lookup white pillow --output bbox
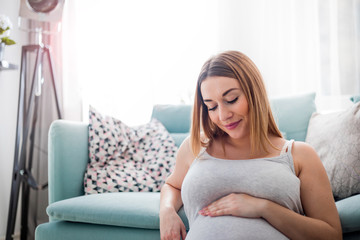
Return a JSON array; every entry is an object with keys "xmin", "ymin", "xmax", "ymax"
[{"xmin": 305, "ymin": 102, "xmax": 360, "ymax": 200}]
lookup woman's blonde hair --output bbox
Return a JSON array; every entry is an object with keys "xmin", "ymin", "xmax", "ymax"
[{"xmin": 190, "ymin": 50, "xmax": 282, "ymax": 157}]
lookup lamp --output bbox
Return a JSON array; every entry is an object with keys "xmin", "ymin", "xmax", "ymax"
[{"xmin": 6, "ymin": 1, "xmax": 64, "ymax": 240}]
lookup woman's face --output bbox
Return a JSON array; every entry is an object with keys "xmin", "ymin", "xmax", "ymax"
[{"xmin": 201, "ymin": 76, "xmax": 250, "ymax": 140}]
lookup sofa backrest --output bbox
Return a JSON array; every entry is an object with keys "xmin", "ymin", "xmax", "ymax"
[
  {"xmin": 151, "ymin": 92, "xmax": 316, "ymax": 146},
  {"xmin": 270, "ymin": 92, "xmax": 316, "ymax": 141},
  {"xmin": 151, "ymin": 105, "xmax": 192, "ymax": 147}
]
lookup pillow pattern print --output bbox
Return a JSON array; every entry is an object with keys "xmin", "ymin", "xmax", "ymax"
[{"xmin": 85, "ymin": 106, "xmax": 178, "ymax": 194}]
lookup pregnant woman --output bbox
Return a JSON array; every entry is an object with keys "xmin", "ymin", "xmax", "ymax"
[{"xmin": 159, "ymin": 50, "xmax": 342, "ymax": 240}]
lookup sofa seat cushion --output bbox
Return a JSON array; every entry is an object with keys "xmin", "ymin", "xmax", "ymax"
[{"xmin": 46, "ymin": 192, "xmax": 189, "ymax": 230}]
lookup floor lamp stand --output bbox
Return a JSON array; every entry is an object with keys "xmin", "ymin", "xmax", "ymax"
[{"xmin": 6, "ymin": 44, "xmax": 62, "ymax": 240}]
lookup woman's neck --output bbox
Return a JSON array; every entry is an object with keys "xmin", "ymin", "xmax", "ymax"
[
  {"xmin": 209, "ymin": 134, "xmax": 284, "ymax": 160},
  {"xmin": 225, "ymin": 133, "xmax": 251, "ymax": 150}
]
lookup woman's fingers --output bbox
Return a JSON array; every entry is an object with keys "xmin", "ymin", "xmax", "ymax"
[
  {"xmin": 198, "ymin": 193, "xmax": 264, "ymax": 218},
  {"xmin": 160, "ymin": 210, "xmax": 187, "ymax": 240},
  {"xmin": 180, "ymin": 224, "xmax": 187, "ymax": 240},
  {"xmin": 208, "ymin": 208, "xmax": 228, "ymax": 217},
  {"xmin": 199, "ymin": 194, "xmax": 234, "ymax": 216}
]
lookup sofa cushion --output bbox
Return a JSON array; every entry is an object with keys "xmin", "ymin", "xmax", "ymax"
[
  {"xmin": 36, "ymin": 221, "xmax": 161, "ymax": 240},
  {"xmin": 350, "ymin": 95, "xmax": 360, "ymax": 103},
  {"xmin": 170, "ymin": 133, "xmax": 189, "ymax": 148},
  {"xmin": 151, "ymin": 105, "xmax": 192, "ymax": 134},
  {"xmin": 47, "ymin": 192, "xmax": 189, "ymax": 231},
  {"xmin": 86, "ymin": 107, "xmax": 177, "ymax": 194},
  {"xmin": 336, "ymin": 194, "xmax": 360, "ymax": 233},
  {"xmin": 270, "ymin": 92, "xmax": 316, "ymax": 141},
  {"xmin": 306, "ymin": 102, "xmax": 360, "ymax": 200}
]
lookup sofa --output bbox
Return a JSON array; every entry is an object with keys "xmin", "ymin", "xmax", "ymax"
[{"xmin": 35, "ymin": 92, "xmax": 360, "ymax": 240}]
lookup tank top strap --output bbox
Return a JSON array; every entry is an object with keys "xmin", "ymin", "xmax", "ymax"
[
  {"xmin": 286, "ymin": 139, "xmax": 295, "ymax": 156},
  {"xmin": 280, "ymin": 139, "xmax": 294, "ymax": 156},
  {"xmin": 189, "ymin": 147, "xmax": 207, "ymax": 168},
  {"xmin": 280, "ymin": 139, "xmax": 296, "ymax": 174},
  {"xmin": 198, "ymin": 147, "xmax": 207, "ymax": 157}
]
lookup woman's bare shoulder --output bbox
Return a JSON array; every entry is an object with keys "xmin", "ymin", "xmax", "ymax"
[
  {"xmin": 177, "ymin": 136, "xmax": 196, "ymax": 166},
  {"xmin": 291, "ymin": 141, "xmax": 321, "ymax": 176},
  {"xmin": 292, "ymin": 141, "xmax": 318, "ymax": 158}
]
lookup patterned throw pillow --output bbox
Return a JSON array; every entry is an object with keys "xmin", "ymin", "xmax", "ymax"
[
  {"xmin": 84, "ymin": 106, "xmax": 178, "ymax": 194},
  {"xmin": 305, "ymin": 102, "xmax": 360, "ymax": 200}
]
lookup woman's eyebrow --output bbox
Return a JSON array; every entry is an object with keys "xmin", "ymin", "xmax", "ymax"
[
  {"xmin": 222, "ymin": 88, "xmax": 239, "ymax": 97},
  {"xmin": 203, "ymin": 88, "xmax": 240, "ymax": 102}
]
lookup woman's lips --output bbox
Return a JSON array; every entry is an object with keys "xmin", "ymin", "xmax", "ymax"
[{"xmin": 224, "ymin": 120, "xmax": 241, "ymax": 130}]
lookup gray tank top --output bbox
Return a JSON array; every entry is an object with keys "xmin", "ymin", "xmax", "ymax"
[{"xmin": 181, "ymin": 140, "xmax": 304, "ymax": 240}]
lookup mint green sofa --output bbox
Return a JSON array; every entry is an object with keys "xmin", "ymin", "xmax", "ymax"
[{"xmin": 35, "ymin": 93, "xmax": 360, "ymax": 239}]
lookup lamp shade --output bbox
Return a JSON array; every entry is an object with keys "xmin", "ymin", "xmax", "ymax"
[
  {"xmin": 19, "ymin": 0, "xmax": 64, "ymax": 22},
  {"xmin": 18, "ymin": 0, "xmax": 65, "ymax": 33}
]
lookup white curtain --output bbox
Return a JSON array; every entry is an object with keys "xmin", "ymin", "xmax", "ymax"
[
  {"xmin": 217, "ymin": 0, "xmax": 360, "ymax": 99},
  {"xmin": 62, "ymin": 0, "xmax": 360, "ymax": 123}
]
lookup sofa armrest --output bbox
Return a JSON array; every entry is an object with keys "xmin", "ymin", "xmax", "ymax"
[
  {"xmin": 48, "ymin": 120, "xmax": 89, "ymax": 204},
  {"xmin": 336, "ymin": 194, "xmax": 360, "ymax": 233}
]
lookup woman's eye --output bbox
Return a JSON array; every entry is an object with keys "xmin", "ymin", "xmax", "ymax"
[
  {"xmin": 208, "ymin": 105, "xmax": 217, "ymax": 111},
  {"xmin": 227, "ymin": 97, "xmax": 238, "ymax": 104}
]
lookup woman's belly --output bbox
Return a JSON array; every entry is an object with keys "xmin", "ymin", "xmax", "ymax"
[
  {"xmin": 181, "ymin": 154, "xmax": 303, "ymax": 240},
  {"xmin": 186, "ymin": 215, "xmax": 288, "ymax": 240}
]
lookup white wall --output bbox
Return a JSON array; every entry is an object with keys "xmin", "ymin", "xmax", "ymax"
[
  {"xmin": 63, "ymin": 0, "xmax": 219, "ymax": 126},
  {"xmin": 0, "ymin": 0, "xmax": 27, "ymax": 238}
]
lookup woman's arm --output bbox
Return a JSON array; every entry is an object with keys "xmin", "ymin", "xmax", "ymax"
[
  {"xmin": 160, "ymin": 183, "xmax": 186, "ymax": 240},
  {"xmin": 200, "ymin": 142, "xmax": 342, "ymax": 240},
  {"xmin": 160, "ymin": 137, "xmax": 194, "ymax": 240}
]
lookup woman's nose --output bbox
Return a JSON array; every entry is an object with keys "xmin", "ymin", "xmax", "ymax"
[{"xmin": 218, "ymin": 105, "xmax": 232, "ymax": 121}]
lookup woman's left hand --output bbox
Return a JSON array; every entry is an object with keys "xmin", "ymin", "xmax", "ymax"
[{"xmin": 199, "ymin": 193, "xmax": 267, "ymax": 218}]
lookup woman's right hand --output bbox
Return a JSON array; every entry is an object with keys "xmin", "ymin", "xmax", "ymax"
[
  {"xmin": 159, "ymin": 138, "xmax": 193, "ymax": 240},
  {"xmin": 160, "ymin": 208, "xmax": 187, "ymax": 240}
]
